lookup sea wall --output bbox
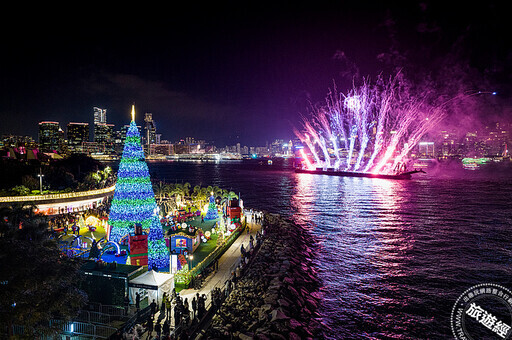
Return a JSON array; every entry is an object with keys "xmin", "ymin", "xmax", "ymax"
[{"xmin": 207, "ymin": 213, "xmax": 325, "ymax": 339}]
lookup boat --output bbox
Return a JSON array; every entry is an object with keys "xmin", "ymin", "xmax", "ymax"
[{"xmin": 295, "ymin": 167, "xmax": 426, "ymax": 180}]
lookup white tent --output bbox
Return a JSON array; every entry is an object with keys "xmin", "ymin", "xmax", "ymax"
[{"xmin": 128, "ymin": 270, "xmax": 174, "ymax": 306}]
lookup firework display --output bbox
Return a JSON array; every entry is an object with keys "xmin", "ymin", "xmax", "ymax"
[{"xmin": 294, "ymin": 74, "xmax": 447, "ymax": 175}]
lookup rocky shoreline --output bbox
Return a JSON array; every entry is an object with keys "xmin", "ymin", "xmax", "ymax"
[{"xmin": 206, "ymin": 213, "xmax": 325, "ymax": 339}]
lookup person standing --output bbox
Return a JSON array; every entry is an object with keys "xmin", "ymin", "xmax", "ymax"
[
  {"xmin": 174, "ymin": 305, "xmax": 181, "ymax": 328},
  {"xmin": 165, "ymin": 294, "xmax": 171, "ymax": 319},
  {"xmin": 135, "ymin": 292, "xmax": 141, "ymax": 311},
  {"xmin": 227, "ymin": 279, "xmax": 232, "ymax": 294},
  {"xmin": 150, "ymin": 299, "xmax": 157, "ymax": 317},
  {"xmin": 191, "ymin": 297, "xmax": 197, "ymax": 319},
  {"xmin": 155, "ymin": 321, "xmax": 161, "ymax": 339},
  {"xmin": 146, "ymin": 318, "xmax": 153, "ymax": 339},
  {"xmin": 161, "ymin": 293, "xmax": 166, "ymax": 317},
  {"xmin": 162, "ymin": 319, "xmax": 170, "ymax": 337}
]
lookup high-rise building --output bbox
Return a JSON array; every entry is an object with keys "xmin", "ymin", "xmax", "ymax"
[
  {"xmin": 93, "ymin": 107, "xmax": 107, "ymax": 124},
  {"xmin": 418, "ymin": 142, "xmax": 435, "ymax": 158},
  {"xmin": 67, "ymin": 122, "xmax": 89, "ymax": 153},
  {"xmin": 94, "ymin": 123, "xmax": 115, "ymax": 153},
  {"xmin": 144, "ymin": 113, "xmax": 157, "ymax": 146},
  {"xmin": 38, "ymin": 121, "xmax": 62, "ymax": 152}
]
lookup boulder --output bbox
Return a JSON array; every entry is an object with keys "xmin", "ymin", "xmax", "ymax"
[
  {"xmin": 238, "ymin": 332, "xmax": 254, "ymax": 340},
  {"xmin": 283, "ymin": 276, "xmax": 294, "ymax": 285},
  {"xmin": 289, "ymin": 332, "xmax": 301, "ymax": 340},
  {"xmin": 270, "ymin": 308, "xmax": 290, "ymax": 322},
  {"xmin": 288, "ymin": 318, "xmax": 303, "ymax": 329},
  {"xmin": 277, "ymin": 298, "xmax": 290, "ymax": 308}
]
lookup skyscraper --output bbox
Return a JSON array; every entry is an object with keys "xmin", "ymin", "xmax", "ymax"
[
  {"xmin": 38, "ymin": 121, "xmax": 62, "ymax": 152},
  {"xmin": 94, "ymin": 123, "xmax": 115, "ymax": 153},
  {"xmin": 67, "ymin": 122, "xmax": 89, "ymax": 153},
  {"xmin": 144, "ymin": 113, "xmax": 157, "ymax": 145},
  {"xmin": 93, "ymin": 107, "xmax": 107, "ymax": 124}
]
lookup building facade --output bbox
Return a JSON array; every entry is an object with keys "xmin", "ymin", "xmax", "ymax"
[
  {"xmin": 94, "ymin": 123, "xmax": 115, "ymax": 153},
  {"xmin": 38, "ymin": 121, "xmax": 63, "ymax": 152},
  {"xmin": 93, "ymin": 107, "xmax": 107, "ymax": 124},
  {"xmin": 67, "ymin": 122, "xmax": 89, "ymax": 153}
]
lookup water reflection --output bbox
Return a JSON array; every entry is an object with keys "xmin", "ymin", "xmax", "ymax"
[
  {"xmin": 292, "ymin": 174, "xmax": 420, "ymax": 339},
  {"xmin": 146, "ymin": 161, "xmax": 512, "ymax": 339}
]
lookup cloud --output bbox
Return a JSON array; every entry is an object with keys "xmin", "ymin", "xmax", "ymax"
[
  {"xmin": 85, "ymin": 73, "xmax": 186, "ymax": 101},
  {"xmin": 82, "ymin": 72, "xmax": 243, "ymax": 142}
]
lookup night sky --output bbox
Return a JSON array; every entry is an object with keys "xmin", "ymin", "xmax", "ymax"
[{"xmin": 1, "ymin": 2, "xmax": 510, "ymax": 145}]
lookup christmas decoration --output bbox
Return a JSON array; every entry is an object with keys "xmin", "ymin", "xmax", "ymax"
[
  {"xmin": 204, "ymin": 193, "xmax": 219, "ymax": 220},
  {"xmin": 108, "ymin": 105, "xmax": 169, "ymax": 270}
]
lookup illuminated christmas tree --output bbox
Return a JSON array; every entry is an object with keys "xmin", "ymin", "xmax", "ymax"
[
  {"xmin": 204, "ymin": 193, "xmax": 219, "ymax": 220},
  {"xmin": 108, "ymin": 105, "xmax": 169, "ymax": 270}
]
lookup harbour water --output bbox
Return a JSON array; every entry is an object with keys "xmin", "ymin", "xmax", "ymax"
[{"xmin": 146, "ymin": 159, "xmax": 512, "ymax": 339}]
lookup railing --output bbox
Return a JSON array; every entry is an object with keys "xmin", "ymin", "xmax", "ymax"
[
  {"xmin": 87, "ymin": 302, "xmax": 127, "ymax": 319},
  {"xmin": 59, "ymin": 320, "xmax": 116, "ymax": 339},
  {"xmin": 76, "ymin": 310, "xmax": 111, "ymax": 325},
  {"xmin": 0, "ymin": 185, "xmax": 116, "ymax": 203},
  {"xmin": 5, "ymin": 319, "xmax": 117, "ymax": 339},
  {"xmin": 174, "ymin": 224, "xmax": 245, "ymax": 286},
  {"xmin": 118, "ymin": 305, "xmax": 152, "ymax": 335}
]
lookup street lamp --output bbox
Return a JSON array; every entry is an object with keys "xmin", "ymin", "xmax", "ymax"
[
  {"xmin": 37, "ymin": 169, "xmax": 44, "ymax": 195},
  {"xmin": 187, "ymin": 254, "xmax": 194, "ymax": 270}
]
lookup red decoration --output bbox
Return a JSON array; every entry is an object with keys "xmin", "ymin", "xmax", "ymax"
[
  {"xmin": 129, "ymin": 233, "xmax": 148, "ymax": 266},
  {"xmin": 178, "ymin": 254, "xmax": 187, "ymax": 266}
]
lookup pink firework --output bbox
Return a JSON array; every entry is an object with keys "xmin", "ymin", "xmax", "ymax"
[{"xmin": 295, "ymin": 73, "xmax": 451, "ymax": 175}]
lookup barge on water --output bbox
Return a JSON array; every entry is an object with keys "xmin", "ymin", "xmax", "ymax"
[{"xmin": 295, "ymin": 168, "xmax": 426, "ymax": 180}]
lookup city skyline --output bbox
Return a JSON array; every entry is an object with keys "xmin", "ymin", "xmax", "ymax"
[
  {"xmin": 1, "ymin": 2, "xmax": 510, "ymax": 146},
  {"xmin": 2, "ymin": 113, "xmax": 511, "ymax": 161}
]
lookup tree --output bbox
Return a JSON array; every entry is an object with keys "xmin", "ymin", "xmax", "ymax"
[
  {"xmin": 153, "ymin": 181, "xmax": 174, "ymax": 216},
  {"xmin": 108, "ymin": 108, "xmax": 169, "ymax": 270},
  {"xmin": 153, "ymin": 181, "xmax": 168, "ymax": 206},
  {"xmin": 212, "ymin": 186, "xmax": 223, "ymax": 197},
  {"xmin": 0, "ymin": 205, "xmax": 87, "ymax": 337},
  {"xmin": 10, "ymin": 185, "xmax": 30, "ymax": 196},
  {"xmin": 204, "ymin": 193, "xmax": 219, "ymax": 220},
  {"xmin": 221, "ymin": 191, "xmax": 238, "ymax": 204},
  {"xmin": 169, "ymin": 182, "xmax": 191, "ymax": 208},
  {"xmin": 21, "ymin": 175, "xmax": 39, "ymax": 191},
  {"xmin": 191, "ymin": 186, "xmax": 209, "ymax": 211}
]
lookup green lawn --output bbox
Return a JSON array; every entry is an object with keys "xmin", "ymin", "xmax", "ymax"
[
  {"xmin": 189, "ymin": 233, "xmax": 219, "ymax": 267},
  {"xmin": 162, "ymin": 214, "xmax": 222, "ymax": 269}
]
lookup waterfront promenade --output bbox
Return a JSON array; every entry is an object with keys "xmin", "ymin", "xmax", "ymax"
[
  {"xmin": 0, "ymin": 185, "xmax": 115, "ymax": 215},
  {"xmin": 138, "ymin": 217, "xmax": 262, "ymax": 339}
]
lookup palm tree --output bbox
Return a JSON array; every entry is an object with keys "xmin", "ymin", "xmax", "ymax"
[
  {"xmin": 183, "ymin": 182, "xmax": 191, "ymax": 197},
  {"xmin": 221, "ymin": 191, "xmax": 238, "ymax": 204},
  {"xmin": 170, "ymin": 183, "xmax": 188, "ymax": 207},
  {"xmin": 153, "ymin": 181, "xmax": 168, "ymax": 205},
  {"xmin": 191, "ymin": 186, "xmax": 209, "ymax": 211},
  {"xmin": 212, "ymin": 186, "xmax": 223, "ymax": 197}
]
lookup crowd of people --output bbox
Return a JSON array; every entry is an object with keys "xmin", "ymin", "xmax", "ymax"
[
  {"xmin": 114, "ymin": 210, "xmax": 267, "ymax": 340},
  {"xmin": 117, "ymin": 288, "xmax": 210, "ymax": 340},
  {"xmin": 48, "ymin": 198, "xmax": 110, "ymax": 235}
]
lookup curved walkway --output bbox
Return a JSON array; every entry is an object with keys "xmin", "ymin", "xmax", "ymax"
[{"xmin": 141, "ymin": 218, "xmax": 262, "ymax": 339}]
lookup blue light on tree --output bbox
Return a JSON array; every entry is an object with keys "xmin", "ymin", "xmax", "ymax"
[
  {"xmin": 108, "ymin": 105, "xmax": 169, "ymax": 270},
  {"xmin": 204, "ymin": 194, "xmax": 219, "ymax": 220}
]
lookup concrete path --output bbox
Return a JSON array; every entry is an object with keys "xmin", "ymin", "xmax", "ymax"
[{"xmin": 141, "ymin": 216, "xmax": 262, "ymax": 338}]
